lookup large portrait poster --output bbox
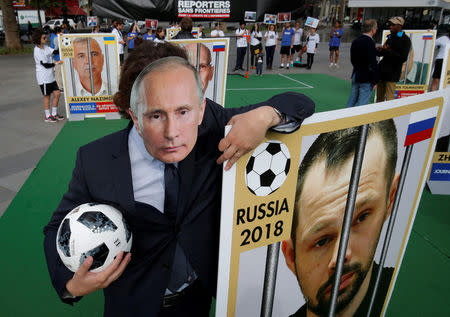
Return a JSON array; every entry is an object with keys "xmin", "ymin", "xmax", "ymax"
[
  {"xmin": 169, "ymin": 38, "xmax": 230, "ymax": 105},
  {"xmin": 217, "ymin": 91, "xmax": 447, "ymax": 316},
  {"xmin": 380, "ymin": 30, "xmax": 436, "ymax": 99},
  {"xmin": 59, "ymin": 34, "xmax": 120, "ymax": 120}
]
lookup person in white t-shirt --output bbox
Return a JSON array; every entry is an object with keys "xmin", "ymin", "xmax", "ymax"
[
  {"xmin": 291, "ymin": 21, "xmax": 304, "ymax": 66},
  {"xmin": 112, "ymin": 19, "xmax": 126, "ymax": 64},
  {"xmin": 431, "ymin": 30, "xmax": 450, "ymax": 91},
  {"xmin": 210, "ymin": 23, "xmax": 225, "ymax": 37},
  {"xmin": 305, "ymin": 28, "xmax": 320, "ymax": 70},
  {"xmin": 264, "ymin": 24, "xmax": 278, "ymax": 70},
  {"xmin": 233, "ymin": 22, "xmax": 249, "ymax": 71},
  {"xmin": 250, "ymin": 23, "xmax": 263, "ymax": 69},
  {"xmin": 154, "ymin": 26, "xmax": 165, "ymax": 43},
  {"xmin": 32, "ymin": 29, "xmax": 64, "ymax": 123}
]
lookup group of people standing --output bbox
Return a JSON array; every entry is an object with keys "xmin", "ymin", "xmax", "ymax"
[{"xmin": 233, "ymin": 20, "xmax": 323, "ymax": 72}]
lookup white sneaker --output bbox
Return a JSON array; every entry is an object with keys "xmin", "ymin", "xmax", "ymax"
[
  {"xmin": 335, "ymin": 63, "xmax": 340, "ymax": 69},
  {"xmin": 329, "ymin": 63, "xmax": 333, "ymax": 68}
]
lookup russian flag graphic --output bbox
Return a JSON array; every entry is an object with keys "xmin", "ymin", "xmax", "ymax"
[
  {"xmin": 404, "ymin": 107, "xmax": 438, "ymax": 146},
  {"xmin": 422, "ymin": 35, "xmax": 433, "ymax": 40},
  {"xmin": 213, "ymin": 43, "xmax": 225, "ymax": 52}
]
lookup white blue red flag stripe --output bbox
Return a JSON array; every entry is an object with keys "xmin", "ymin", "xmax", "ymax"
[
  {"xmin": 404, "ymin": 107, "xmax": 438, "ymax": 146},
  {"xmin": 423, "ymin": 35, "xmax": 433, "ymax": 40},
  {"xmin": 213, "ymin": 43, "xmax": 225, "ymax": 52}
]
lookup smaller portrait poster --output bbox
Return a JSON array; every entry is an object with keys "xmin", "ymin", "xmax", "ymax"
[
  {"xmin": 278, "ymin": 12, "xmax": 291, "ymax": 23},
  {"xmin": 166, "ymin": 27, "xmax": 180, "ymax": 40},
  {"xmin": 87, "ymin": 16, "xmax": 98, "ymax": 27},
  {"xmin": 145, "ymin": 19, "xmax": 158, "ymax": 30},
  {"xmin": 59, "ymin": 34, "xmax": 120, "ymax": 119},
  {"xmin": 264, "ymin": 14, "xmax": 277, "ymax": 25},
  {"xmin": 305, "ymin": 16, "xmax": 320, "ymax": 28},
  {"xmin": 244, "ymin": 11, "xmax": 256, "ymax": 22},
  {"xmin": 216, "ymin": 91, "xmax": 448, "ymax": 316},
  {"xmin": 380, "ymin": 30, "xmax": 436, "ymax": 99},
  {"xmin": 169, "ymin": 38, "xmax": 230, "ymax": 106}
]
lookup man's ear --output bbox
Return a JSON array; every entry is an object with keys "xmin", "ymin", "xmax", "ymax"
[
  {"xmin": 128, "ymin": 109, "xmax": 142, "ymax": 135},
  {"xmin": 385, "ymin": 173, "xmax": 400, "ymax": 220},
  {"xmin": 281, "ymin": 239, "xmax": 297, "ymax": 275}
]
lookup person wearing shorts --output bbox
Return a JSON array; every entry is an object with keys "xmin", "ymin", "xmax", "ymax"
[
  {"xmin": 329, "ymin": 20, "xmax": 343, "ymax": 68},
  {"xmin": 32, "ymin": 29, "xmax": 64, "ymax": 123},
  {"xmin": 291, "ymin": 21, "xmax": 304, "ymax": 66},
  {"xmin": 280, "ymin": 21, "xmax": 295, "ymax": 69},
  {"xmin": 431, "ymin": 30, "xmax": 450, "ymax": 91}
]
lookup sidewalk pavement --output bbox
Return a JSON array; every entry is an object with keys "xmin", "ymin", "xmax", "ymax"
[{"xmin": 0, "ymin": 42, "xmax": 354, "ymax": 217}]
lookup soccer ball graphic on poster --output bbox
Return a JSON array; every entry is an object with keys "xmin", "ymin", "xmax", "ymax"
[
  {"xmin": 245, "ymin": 140, "xmax": 291, "ymax": 196},
  {"xmin": 56, "ymin": 203, "xmax": 132, "ymax": 273},
  {"xmin": 61, "ymin": 37, "xmax": 71, "ymax": 47}
]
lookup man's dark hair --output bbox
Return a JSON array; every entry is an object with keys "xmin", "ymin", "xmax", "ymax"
[
  {"xmin": 180, "ymin": 17, "xmax": 193, "ymax": 32},
  {"xmin": 362, "ymin": 19, "xmax": 377, "ymax": 33},
  {"xmin": 54, "ymin": 26, "xmax": 62, "ymax": 33},
  {"xmin": 32, "ymin": 29, "xmax": 44, "ymax": 45},
  {"xmin": 291, "ymin": 120, "xmax": 398, "ymax": 242},
  {"xmin": 113, "ymin": 41, "xmax": 188, "ymax": 119}
]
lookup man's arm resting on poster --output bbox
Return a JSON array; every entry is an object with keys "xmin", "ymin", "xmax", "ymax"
[{"xmin": 216, "ymin": 92, "xmax": 315, "ymax": 169}]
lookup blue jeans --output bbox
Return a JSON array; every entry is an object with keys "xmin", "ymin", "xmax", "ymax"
[{"xmin": 346, "ymin": 74, "xmax": 373, "ymax": 107}]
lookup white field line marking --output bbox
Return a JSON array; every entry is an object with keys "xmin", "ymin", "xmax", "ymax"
[
  {"xmin": 226, "ymin": 86, "xmax": 311, "ymax": 90},
  {"xmin": 278, "ymin": 73, "xmax": 314, "ymax": 88}
]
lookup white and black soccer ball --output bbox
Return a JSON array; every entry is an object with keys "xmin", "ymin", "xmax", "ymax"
[
  {"xmin": 245, "ymin": 140, "xmax": 291, "ymax": 196},
  {"xmin": 61, "ymin": 37, "xmax": 71, "ymax": 47},
  {"xmin": 56, "ymin": 203, "xmax": 132, "ymax": 273}
]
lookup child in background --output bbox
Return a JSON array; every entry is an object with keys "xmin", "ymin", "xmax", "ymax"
[
  {"xmin": 256, "ymin": 50, "xmax": 264, "ymax": 76},
  {"xmin": 305, "ymin": 27, "xmax": 320, "ymax": 70}
]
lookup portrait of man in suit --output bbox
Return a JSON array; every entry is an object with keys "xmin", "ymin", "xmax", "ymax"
[
  {"xmin": 44, "ymin": 41, "xmax": 315, "ymax": 316},
  {"xmin": 282, "ymin": 120, "xmax": 399, "ymax": 317},
  {"xmin": 184, "ymin": 43, "xmax": 214, "ymax": 93}
]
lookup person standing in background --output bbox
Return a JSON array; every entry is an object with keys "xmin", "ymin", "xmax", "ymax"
[
  {"xmin": 234, "ymin": 22, "xmax": 249, "ymax": 71},
  {"xmin": 250, "ymin": 23, "xmax": 262, "ymax": 69},
  {"xmin": 346, "ymin": 19, "xmax": 379, "ymax": 107},
  {"xmin": 329, "ymin": 20, "xmax": 343, "ymax": 68},
  {"xmin": 292, "ymin": 21, "xmax": 304, "ymax": 66},
  {"xmin": 154, "ymin": 27, "xmax": 165, "ymax": 43},
  {"xmin": 376, "ymin": 16, "xmax": 411, "ymax": 101},
  {"xmin": 50, "ymin": 27, "xmax": 64, "ymax": 92},
  {"xmin": 279, "ymin": 21, "xmax": 295, "ymax": 69},
  {"xmin": 210, "ymin": 23, "xmax": 225, "ymax": 37},
  {"xmin": 264, "ymin": 24, "xmax": 278, "ymax": 70},
  {"xmin": 431, "ymin": 29, "xmax": 450, "ymax": 91},
  {"xmin": 112, "ymin": 20, "xmax": 126, "ymax": 64},
  {"xmin": 127, "ymin": 22, "xmax": 141, "ymax": 53},
  {"xmin": 305, "ymin": 27, "xmax": 320, "ymax": 70},
  {"xmin": 27, "ymin": 21, "xmax": 33, "ymax": 41},
  {"xmin": 32, "ymin": 30, "xmax": 64, "ymax": 123},
  {"xmin": 143, "ymin": 28, "xmax": 155, "ymax": 41},
  {"xmin": 197, "ymin": 24, "xmax": 204, "ymax": 38}
]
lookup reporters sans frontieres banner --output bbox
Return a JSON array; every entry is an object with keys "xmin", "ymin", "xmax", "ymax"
[
  {"xmin": 216, "ymin": 91, "xmax": 447, "ymax": 316},
  {"xmin": 59, "ymin": 34, "xmax": 120, "ymax": 120}
]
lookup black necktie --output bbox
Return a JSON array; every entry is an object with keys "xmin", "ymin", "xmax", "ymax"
[
  {"xmin": 164, "ymin": 164, "xmax": 179, "ymax": 222},
  {"xmin": 164, "ymin": 164, "xmax": 196, "ymax": 292}
]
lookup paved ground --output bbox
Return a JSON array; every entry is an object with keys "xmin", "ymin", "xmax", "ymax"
[{"xmin": 0, "ymin": 30, "xmax": 354, "ymax": 217}]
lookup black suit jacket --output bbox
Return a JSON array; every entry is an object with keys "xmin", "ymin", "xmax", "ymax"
[
  {"xmin": 377, "ymin": 32, "xmax": 411, "ymax": 82},
  {"xmin": 43, "ymin": 93, "xmax": 314, "ymax": 316},
  {"xmin": 350, "ymin": 34, "xmax": 378, "ymax": 85}
]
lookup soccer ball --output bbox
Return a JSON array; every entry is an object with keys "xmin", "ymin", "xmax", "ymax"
[
  {"xmin": 61, "ymin": 37, "xmax": 71, "ymax": 47},
  {"xmin": 245, "ymin": 140, "xmax": 291, "ymax": 196},
  {"xmin": 56, "ymin": 203, "xmax": 132, "ymax": 273}
]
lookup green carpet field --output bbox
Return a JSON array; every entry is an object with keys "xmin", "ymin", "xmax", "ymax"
[{"xmin": 0, "ymin": 74, "xmax": 448, "ymax": 316}]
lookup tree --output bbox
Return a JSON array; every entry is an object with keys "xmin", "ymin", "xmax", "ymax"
[{"xmin": 0, "ymin": 0, "xmax": 22, "ymax": 50}]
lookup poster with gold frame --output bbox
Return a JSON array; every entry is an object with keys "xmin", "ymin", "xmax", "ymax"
[
  {"xmin": 59, "ymin": 33, "xmax": 120, "ymax": 120},
  {"xmin": 217, "ymin": 91, "xmax": 447, "ymax": 316},
  {"xmin": 169, "ymin": 38, "xmax": 230, "ymax": 106}
]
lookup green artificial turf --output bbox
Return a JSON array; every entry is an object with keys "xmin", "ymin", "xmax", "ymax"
[{"xmin": 0, "ymin": 74, "xmax": 447, "ymax": 316}]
